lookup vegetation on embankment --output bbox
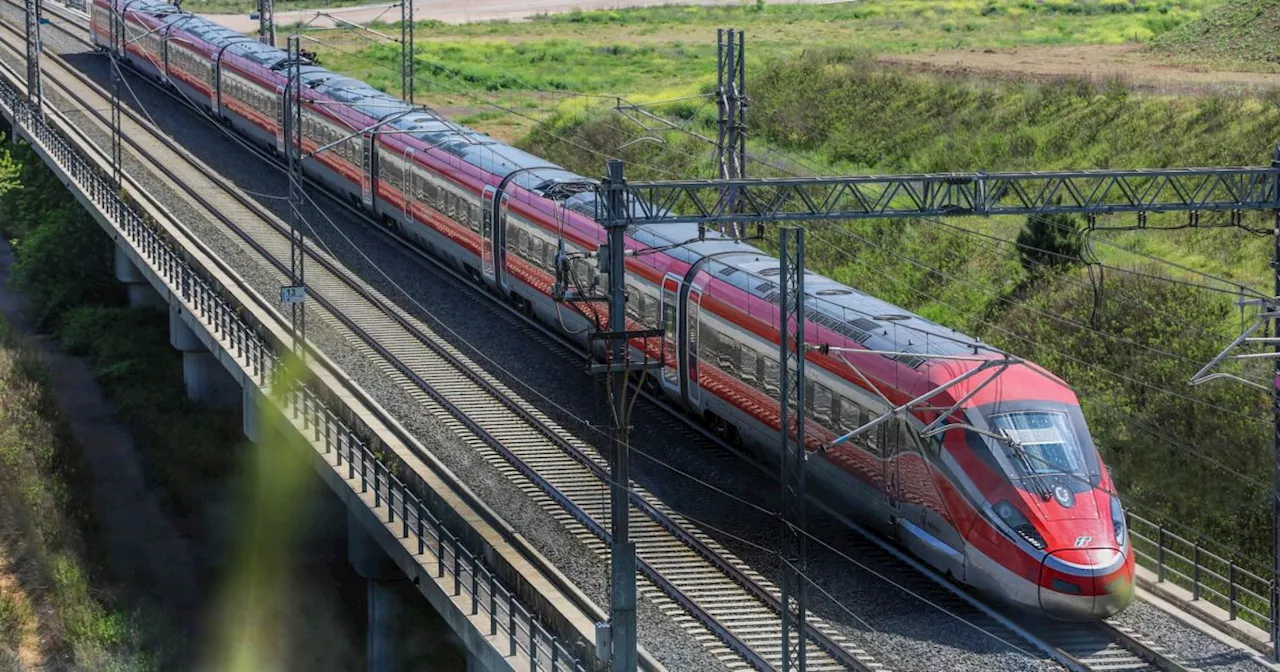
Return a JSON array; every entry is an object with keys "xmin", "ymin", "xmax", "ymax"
[
  {"xmin": 1151, "ymin": 0, "xmax": 1280, "ymax": 67},
  {"xmin": 0, "ymin": 144, "xmax": 245, "ymax": 524},
  {"xmin": 0, "ymin": 137, "xmax": 364, "ymax": 669},
  {"xmin": 0, "ymin": 142, "xmax": 157, "ymax": 669},
  {"xmin": 304, "ymin": 0, "xmax": 1219, "ymax": 139},
  {"xmin": 0, "ymin": 306, "xmax": 160, "ymax": 670}
]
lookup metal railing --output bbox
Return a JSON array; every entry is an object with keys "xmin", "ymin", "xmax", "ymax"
[
  {"xmin": 1130, "ymin": 512, "xmax": 1272, "ymax": 637},
  {"xmin": 0, "ymin": 79, "xmax": 585, "ymax": 672}
]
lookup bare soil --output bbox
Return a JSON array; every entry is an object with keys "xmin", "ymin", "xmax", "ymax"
[{"xmin": 880, "ymin": 44, "xmax": 1280, "ymax": 95}]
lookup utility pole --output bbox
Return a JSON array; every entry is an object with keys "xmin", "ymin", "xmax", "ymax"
[
  {"xmin": 400, "ymin": 0, "xmax": 413, "ymax": 104},
  {"xmin": 24, "ymin": 0, "xmax": 41, "ymax": 120},
  {"xmin": 281, "ymin": 35, "xmax": 306, "ymax": 356},
  {"xmin": 1272, "ymin": 144, "xmax": 1280, "ymax": 662},
  {"xmin": 602, "ymin": 158, "xmax": 638, "ymax": 671},
  {"xmin": 713, "ymin": 28, "xmax": 746, "ymax": 239},
  {"xmin": 778, "ymin": 226, "xmax": 808, "ymax": 672},
  {"xmin": 257, "ymin": 0, "xmax": 274, "ymax": 46},
  {"xmin": 109, "ymin": 0, "xmax": 122, "ymax": 188}
]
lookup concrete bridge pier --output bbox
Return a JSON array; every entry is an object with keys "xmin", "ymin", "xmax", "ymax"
[
  {"xmin": 348, "ymin": 509, "xmax": 412, "ymax": 672},
  {"xmin": 348, "ymin": 510, "xmax": 466, "ymax": 671},
  {"xmin": 242, "ymin": 385, "xmax": 262, "ymax": 444},
  {"xmin": 169, "ymin": 303, "xmax": 240, "ymax": 407},
  {"xmin": 113, "ymin": 245, "xmax": 166, "ymax": 309}
]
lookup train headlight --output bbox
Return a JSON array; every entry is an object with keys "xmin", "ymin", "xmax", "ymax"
[
  {"xmin": 994, "ymin": 499, "xmax": 1046, "ymax": 550},
  {"xmin": 1111, "ymin": 497, "xmax": 1127, "ymax": 548}
]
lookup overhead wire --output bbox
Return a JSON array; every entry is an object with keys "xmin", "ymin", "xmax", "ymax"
[
  {"xmin": 805, "ymin": 224, "xmax": 1275, "ymax": 479},
  {"xmin": 86, "ymin": 13, "xmax": 1274, "ymax": 647}
]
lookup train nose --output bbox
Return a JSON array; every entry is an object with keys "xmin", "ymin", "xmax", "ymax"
[{"xmin": 1038, "ymin": 548, "xmax": 1133, "ymax": 619}]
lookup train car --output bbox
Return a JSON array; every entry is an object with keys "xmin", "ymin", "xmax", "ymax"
[{"xmin": 90, "ymin": 0, "xmax": 1133, "ymax": 619}]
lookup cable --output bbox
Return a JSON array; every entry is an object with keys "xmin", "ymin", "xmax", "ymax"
[
  {"xmin": 809, "ymin": 223, "xmax": 1271, "ymax": 424},
  {"xmin": 923, "ymin": 217, "xmax": 1253, "ymax": 347},
  {"xmin": 806, "ymin": 225, "xmax": 1276, "ymax": 486},
  {"xmin": 84, "ymin": 17, "xmax": 1274, "ymax": 648}
]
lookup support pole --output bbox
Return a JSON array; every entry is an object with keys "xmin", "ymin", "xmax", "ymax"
[
  {"xmin": 713, "ymin": 28, "xmax": 746, "ymax": 239},
  {"xmin": 109, "ymin": 0, "xmax": 122, "ymax": 188},
  {"xmin": 400, "ymin": 0, "xmax": 414, "ymax": 104},
  {"xmin": 257, "ymin": 0, "xmax": 274, "ymax": 46},
  {"xmin": 779, "ymin": 226, "xmax": 807, "ymax": 672},
  {"xmin": 604, "ymin": 159, "xmax": 637, "ymax": 671},
  {"xmin": 24, "ymin": 0, "xmax": 41, "ymax": 119},
  {"xmin": 284, "ymin": 36, "xmax": 306, "ymax": 357},
  {"xmin": 1271, "ymin": 144, "xmax": 1280, "ymax": 662}
]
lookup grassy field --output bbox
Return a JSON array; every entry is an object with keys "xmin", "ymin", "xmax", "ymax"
[
  {"xmin": 184, "ymin": 0, "xmax": 371, "ymax": 15},
  {"xmin": 302, "ymin": 0, "xmax": 1221, "ymax": 139},
  {"xmin": 1150, "ymin": 0, "xmax": 1280, "ymax": 68}
]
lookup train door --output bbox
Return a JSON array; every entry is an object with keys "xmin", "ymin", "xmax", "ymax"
[
  {"xmin": 480, "ymin": 186, "xmax": 496, "ymax": 283},
  {"xmin": 361, "ymin": 133, "xmax": 374, "ymax": 210},
  {"xmin": 685, "ymin": 287, "xmax": 702, "ymax": 407},
  {"xmin": 274, "ymin": 84, "xmax": 285, "ymax": 154},
  {"xmin": 401, "ymin": 147, "xmax": 415, "ymax": 221},
  {"xmin": 209, "ymin": 52, "xmax": 220, "ymax": 113},
  {"xmin": 881, "ymin": 420, "xmax": 904, "ymax": 519},
  {"xmin": 659, "ymin": 274, "xmax": 681, "ymax": 394}
]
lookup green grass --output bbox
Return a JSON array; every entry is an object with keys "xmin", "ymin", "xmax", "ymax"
[
  {"xmin": 0, "ymin": 302, "xmax": 157, "ymax": 670},
  {"xmin": 301, "ymin": 0, "xmax": 1221, "ymax": 139},
  {"xmin": 1150, "ymin": 0, "xmax": 1280, "ymax": 67},
  {"xmin": 182, "ymin": 0, "xmax": 372, "ymax": 15}
]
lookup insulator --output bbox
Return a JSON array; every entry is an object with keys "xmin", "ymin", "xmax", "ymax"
[
  {"xmin": 1137, "ymin": 211, "xmax": 1147, "ymax": 228},
  {"xmin": 1189, "ymin": 210, "xmax": 1199, "ymax": 227},
  {"xmin": 1086, "ymin": 213, "xmax": 1097, "ymax": 230}
]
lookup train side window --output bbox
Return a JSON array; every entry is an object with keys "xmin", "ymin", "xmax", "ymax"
[
  {"xmin": 626, "ymin": 286, "xmax": 640, "ymax": 319},
  {"xmin": 813, "ymin": 384, "xmax": 834, "ymax": 426},
  {"xmin": 642, "ymin": 293, "xmax": 658, "ymax": 329},
  {"xmin": 836, "ymin": 396, "xmax": 859, "ymax": 434},
  {"xmin": 741, "ymin": 346, "xmax": 758, "ymax": 385},
  {"xmin": 544, "ymin": 241, "xmax": 558, "ymax": 270},
  {"xmin": 762, "ymin": 358, "xmax": 780, "ymax": 397},
  {"xmin": 532, "ymin": 240, "xmax": 547, "ymax": 269}
]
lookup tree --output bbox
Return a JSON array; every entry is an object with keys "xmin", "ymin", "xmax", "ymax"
[{"xmin": 1015, "ymin": 211, "xmax": 1084, "ymax": 273}]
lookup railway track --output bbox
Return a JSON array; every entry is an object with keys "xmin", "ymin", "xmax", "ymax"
[
  {"xmin": 0, "ymin": 11, "xmax": 900, "ymax": 671},
  {"xmin": 5, "ymin": 7, "xmax": 1211, "ymax": 672}
]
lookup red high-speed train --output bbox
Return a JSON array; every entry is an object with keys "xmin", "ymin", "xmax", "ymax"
[{"xmin": 91, "ymin": 0, "xmax": 1134, "ymax": 618}]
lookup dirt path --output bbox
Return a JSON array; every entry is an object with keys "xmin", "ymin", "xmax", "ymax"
[
  {"xmin": 0, "ymin": 243, "xmax": 203, "ymax": 633},
  {"xmin": 880, "ymin": 44, "xmax": 1280, "ymax": 95},
  {"xmin": 200, "ymin": 0, "xmax": 844, "ymax": 31}
]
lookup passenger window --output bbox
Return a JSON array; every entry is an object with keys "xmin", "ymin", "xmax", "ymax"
[
  {"xmin": 741, "ymin": 347, "xmax": 758, "ymax": 384},
  {"xmin": 529, "ymin": 240, "xmax": 544, "ymax": 268},
  {"xmin": 642, "ymin": 295, "xmax": 658, "ymax": 329},
  {"xmin": 544, "ymin": 242, "xmax": 558, "ymax": 271},
  {"xmin": 814, "ymin": 384, "xmax": 834, "ymax": 426},
  {"xmin": 762, "ymin": 358, "xmax": 780, "ymax": 397}
]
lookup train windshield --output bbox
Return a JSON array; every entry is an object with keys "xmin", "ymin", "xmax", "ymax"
[{"xmin": 989, "ymin": 411, "xmax": 1088, "ymax": 479}]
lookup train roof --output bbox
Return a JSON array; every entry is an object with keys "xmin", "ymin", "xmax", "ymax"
[
  {"xmin": 177, "ymin": 19, "xmax": 249, "ymax": 49},
  {"xmin": 224, "ymin": 40, "xmax": 288, "ymax": 69},
  {"xmin": 152, "ymin": 10, "xmax": 988, "ymax": 369},
  {"xmin": 624, "ymin": 218, "xmax": 986, "ymax": 368}
]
